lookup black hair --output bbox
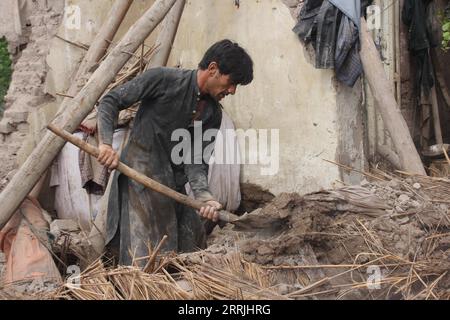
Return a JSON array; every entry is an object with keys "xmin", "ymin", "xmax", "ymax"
[{"xmin": 198, "ymin": 39, "xmax": 254, "ymax": 86}]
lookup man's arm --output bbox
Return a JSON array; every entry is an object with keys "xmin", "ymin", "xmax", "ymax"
[
  {"xmin": 185, "ymin": 162, "xmax": 215, "ymax": 202},
  {"xmin": 184, "ymin": 112, "xmax": 223, "ymax": 222},
  {"xmin": 185, "ymin": 163, "xmax": 222, "ymax": 222},
  {"xmin": 97, "ymin": 68, "xmax": 165, "ymax": 168}
]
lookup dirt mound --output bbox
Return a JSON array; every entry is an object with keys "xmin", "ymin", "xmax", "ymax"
[{"xmin": 205, "ymin": 173, "xmax": 450, "ymax": 299}]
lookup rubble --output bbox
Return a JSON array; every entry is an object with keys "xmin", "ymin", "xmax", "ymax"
[
  {"xmin": 45, "ymin": 170, "xmax": 450, "ymax": 300},
  {"xmin": 50, "ymin": 219, "xmax": 80, "ymax": 237},
  {"xmin": 216, "ymin": 171, "xmax": 450, "ymax": 300}
]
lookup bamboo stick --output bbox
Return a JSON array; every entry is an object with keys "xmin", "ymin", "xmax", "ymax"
[
  {"xmin": 65, "ymin": 0, "xmax": 134, "ymax": 99},
  {"xmin": 360, "ymin": 18, "xmax": 426, "ymax": 175},
  {"xmin": 146, "ymin": 0, "xmax": 186, "ymax": 70}
]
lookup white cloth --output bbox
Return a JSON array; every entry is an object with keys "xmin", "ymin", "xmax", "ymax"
[
  {"xmin": 51, "ymin": 129, "xmax": 126, "ymax": 231},
  {"xmin": 186, "ymin": 112, "xmax": 241, "ymax": 211}
]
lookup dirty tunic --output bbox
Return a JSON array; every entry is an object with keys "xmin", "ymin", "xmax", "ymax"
[{"xmin": 97, "ymin": 67, "xmax": 222, "ymax": 265}]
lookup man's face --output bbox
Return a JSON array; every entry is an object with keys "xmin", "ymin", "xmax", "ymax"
[{"xmin": 206, "ymin": 63, "xmax": 237, "ymax": 102}]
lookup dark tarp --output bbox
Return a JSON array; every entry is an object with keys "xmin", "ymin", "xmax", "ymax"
[
  {"xmin": 402, "ymin": 0, "xmax": 438, "ymax": 96},
  {"xmin": 293, "ymin": 0, "xmax": 371, "ymax": 87}
]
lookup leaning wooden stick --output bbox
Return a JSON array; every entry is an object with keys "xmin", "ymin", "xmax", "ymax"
[{"xmin": 47, "ymin": 124, "xmax": 241, "ymax": 224}]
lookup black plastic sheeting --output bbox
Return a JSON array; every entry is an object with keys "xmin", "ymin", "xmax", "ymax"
[{"xmin": 292, "ymin": 0, "xmax": 371, "ymax": 87}]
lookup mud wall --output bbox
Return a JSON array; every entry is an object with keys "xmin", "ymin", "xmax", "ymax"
[
  {"xmin": 1, "ymin": 0, "xmax": 367, "ymax": 197},
  {"xmin": 167, "ymin": 0, "xmax": 365, "ymax": 195}
]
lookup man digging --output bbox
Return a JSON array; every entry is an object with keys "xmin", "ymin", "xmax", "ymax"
[{"xmin": 97, "ymin": 39, "xmax": 254, "ymax": 265}]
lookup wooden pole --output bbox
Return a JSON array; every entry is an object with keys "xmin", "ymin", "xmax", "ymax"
[
  {"xmin": 428, "ymin": 50, "xmax": 444, "ymax": 146},
  {"xmin": 146, "ymin": 0, "xmax": 186, "ymax": 70},
  {"xmin": 47, "ymin": 124, "xmax": 240, "ymax": 223},
  {"xmin": 420, "ymin": 89, "xmax": 432, "ymax": 149},
  {"xmin": 360, "ymin": 18, "xmax": 426, "ymax": 175},
  {"xmin": 377, "ymin": 144, "xmax": 401, "ymax": 170},
  {"xmin": 0, "ymin": 0, "xmax": 178, "ymax": 229},
  {"xmin": 63, "ymin": 0, "xmax": 134, "ymax": 101},
  {"xmin": 430, "ymin": 85, "xmax": 443, "ymax": 145}
]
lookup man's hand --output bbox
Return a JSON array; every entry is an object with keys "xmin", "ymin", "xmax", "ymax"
[
  {"xmin": 199, "ymin": 200, "xmax": 222, "ymax": 222},
  {"xmin": 98, "ymin": 144, "xmax": 119, "ymax": 169}
]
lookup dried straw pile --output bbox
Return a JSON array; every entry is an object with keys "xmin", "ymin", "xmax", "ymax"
[{"xmin": 51, "ymin": 252, "xmax": 289, "ymax": 300}]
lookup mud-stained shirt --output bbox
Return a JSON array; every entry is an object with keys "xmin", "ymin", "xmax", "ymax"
[
  {"xmin": 97, "ymin": 67, "xmax": 222, "ymax": 261},
  {"xmin": 98, "ymin": 67, "xmax": 222, "ymax": 200}
]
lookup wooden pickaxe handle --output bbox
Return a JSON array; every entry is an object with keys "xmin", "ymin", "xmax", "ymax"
[{"xmin": 47, "ymin": 124, "xmax": 241, "ymax": 223}]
